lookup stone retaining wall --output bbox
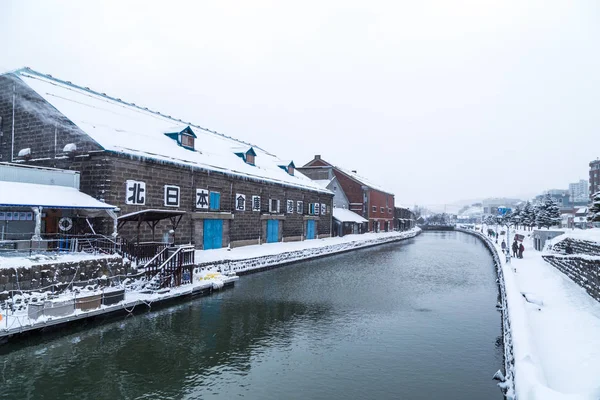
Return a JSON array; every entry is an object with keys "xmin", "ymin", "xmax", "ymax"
[
  {"xmin": 542, "ymin": 255, "xmax": 600, "ymax": 302},
  {"xmin": 455, "ymin": 228, "xmax": 516, "ymax": 398},
  {"xmin": 549, "ymin": 237, "xmax": 600, "ymax": 257},
  {"xmin": 0, "ymin": 255, "xmax": 131, "ymax": 294}
]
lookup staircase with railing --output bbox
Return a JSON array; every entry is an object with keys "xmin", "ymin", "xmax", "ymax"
[
  {"xmin": 118, "ymin": 238, "xmax": 169, "ymax": 267},
  {"xmin": 144, "ymin": 245, "xmax": 195, "ymax": 289}
]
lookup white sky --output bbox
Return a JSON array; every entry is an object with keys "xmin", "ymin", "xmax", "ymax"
[{"xmin": 1, "ymin": 0, "xmax": 599, "ymax": 208}]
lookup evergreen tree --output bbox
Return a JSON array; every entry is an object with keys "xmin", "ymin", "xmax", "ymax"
[
  {"xmin": 521, "ymin": 201, "xmax": 535, "ymax": 230},
  {"xmin": 588, "ymin": 191, "xmax": 600, "ymax": 223},
  {"xmin": 535, "ymin": 194, "xmax": 562, "ymax": 229},
  {"xmin": 510, "ymin": 206, "xmax": 522, "ymax": 228}
]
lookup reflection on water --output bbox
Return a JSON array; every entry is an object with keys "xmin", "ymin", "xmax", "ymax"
[{"xmin": 0, "ymin": 232, "xmax": 502, "ymax": 400}]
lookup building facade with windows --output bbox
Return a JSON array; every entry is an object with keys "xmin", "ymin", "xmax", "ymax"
[
  {"xmin": 299, "ymin": 155, "xmax": 395, "ymax": 232},
  {"xmin": 0, "ymin": 68, "xmax": 333, "ymax": 249},
  {"xmin": 590, "ymin": 159, "xmax": 600, "ymax": 199}
]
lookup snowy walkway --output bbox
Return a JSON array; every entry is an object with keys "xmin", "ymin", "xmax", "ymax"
[{"xmin": 490, "ymin": 230, "xmax": 600, "ymax": 399}]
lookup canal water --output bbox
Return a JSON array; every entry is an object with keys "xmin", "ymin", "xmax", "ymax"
[{"xmin": 0, "ymin": 232, "xmax": 503, "ymax": 400}]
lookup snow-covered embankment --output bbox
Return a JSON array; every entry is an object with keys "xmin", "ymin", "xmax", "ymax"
[{"xmin": 196, "ymin": 228, "xmax": 421, "ymax": 275}]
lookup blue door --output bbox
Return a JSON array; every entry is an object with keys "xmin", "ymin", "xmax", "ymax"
[
  {"xmin": 203, "ymin": 219, "xmax": 223, "ymax": 250},
  {"xmin": 266, "ymin": 220, "xmax": 279, "ymax": 243},
  {"xmin": 306, "ymin": 220, "xmax": 315, "ymax": 240}
]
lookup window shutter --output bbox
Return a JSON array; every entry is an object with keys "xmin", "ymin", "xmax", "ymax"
[
  {"xmin": 269, "ymin": 199, "xmax": 273, "ymax": 213},
  {"xmin": 277, "ymin": 200, "xmax": 281, "ymax": 213}
]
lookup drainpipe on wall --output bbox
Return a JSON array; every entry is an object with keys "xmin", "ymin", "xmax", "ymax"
[
  {"xmin": 31, "ymin": 207, "xmax": 42, "ymax": 241},
  {"xmin": 11, "ymin": 83, "xmax": 16, "ymax": 162}
]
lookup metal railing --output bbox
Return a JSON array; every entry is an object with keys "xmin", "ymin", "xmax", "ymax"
[
  {"xmin": 0, "ymin": 234, "xmax": 118, "ymax": 256},
  {"xmin": 118, "ymin": 238, "xmax": 169, "ymax": 267},
  {"xmin": 146, "ymin": 245, "xmax": 195, "ymax": 289}
]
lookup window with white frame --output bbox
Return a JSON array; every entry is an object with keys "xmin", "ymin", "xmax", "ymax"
[{"xmin": 269, "ymin": 199, "xmax": 280, "ymax": 213}]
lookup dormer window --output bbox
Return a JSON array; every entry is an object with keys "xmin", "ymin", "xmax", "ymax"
[
  {"xmin": 181, "ymin": 134, "xmax": 194, "ymax": 149},
  {"xmin": 164, "ymin": 126, "xmax": 197, "ymax": 151},
  {"xmin": 278, "ymin": 161, "xmax": 296, "ymax": 176},
  {"xmin": 233, "ymin": 147, "xmax": 257, "ymax": 166}
]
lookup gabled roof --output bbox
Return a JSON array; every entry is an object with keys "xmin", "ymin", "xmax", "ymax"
[
  {"xmin": 7, "ymin": 68, "xmax": 330, "ymax": 194},
  {"xmin": 302, "ymin": 156, "xmax": 393, "ymax": 195}
]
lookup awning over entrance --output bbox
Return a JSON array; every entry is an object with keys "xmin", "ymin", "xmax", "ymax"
[
  {"xmin": 117, "ymin": 209, "xmax": 186, "ymax": 242},
  {"xmin": 332, "ymin": 208, "xmax": 368, "ymax": 223},
  {"xmin": 0, "ymin": 181, "xmax": 115, "ymax": 209}
]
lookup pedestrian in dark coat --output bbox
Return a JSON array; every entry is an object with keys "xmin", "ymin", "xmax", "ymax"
[
  {"xmin": 512, "ymin": 241, "xmax": 518, "ymax": 257},
  {"xmin": 501, "ymin": 240, "xmax": 506, "ymax": 252},
  {"xmin": 518, "ymin": 243, "xmax": 525, "ymax": 259},
  {"xmin": 565, "ymin": 243, "xmax": 573, "ymax": 255}
]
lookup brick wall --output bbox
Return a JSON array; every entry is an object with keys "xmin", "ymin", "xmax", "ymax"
[
  {"xmin": 331, "ymin": 169, "xmax": 365, "ymax": 215},
  {"xmin": 0, "ymin": 75, "xmax": 102, "ymax": 163},
  {"xmin": 549, "ymin": 237, "xmax": 600, "ymax": 256}
]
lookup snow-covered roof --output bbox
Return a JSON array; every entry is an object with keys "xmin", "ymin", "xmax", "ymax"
[
  {"xmin": 334, "ymin": 166, "xmax": 393, "ymax": 195},
  {"xmin": 313, "ymin": 179, "xmax": 333, "ymax": 188},
  {"xmin": 332, "ymin": 208, "xmax": 368, "ymax": 223},
  {"xmin": 0, "ymin": 181, "xmax": 115, "ymax": 209},
  {"xmin": 11, "ymin": 68, "xmax": 330, "ymax": 194}
]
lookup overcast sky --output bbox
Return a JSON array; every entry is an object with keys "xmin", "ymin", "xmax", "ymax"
[{"xmin": 1, "ymin": 0, "xmax": 599, "ymax": 209}]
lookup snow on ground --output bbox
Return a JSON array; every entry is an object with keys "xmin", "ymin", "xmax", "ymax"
[
  {"xmin": 195, "ymin": 230, "xmax": 418, "ymax": 264},
  {"xmin": 0, "ymin": 252, "xmax": 120, "ymax": 269},
  {"xmin": 552, "ymin": 228, "xmax": 600, "ymax": 245},
  {"xmin": 486, "ymin": 228, "xmax": 600, "ymax": 399}
]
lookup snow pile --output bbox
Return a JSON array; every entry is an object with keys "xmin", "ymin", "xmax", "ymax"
[{"xmin": 551, "ymin": 229, "xmax": 600, "ymax": 246}]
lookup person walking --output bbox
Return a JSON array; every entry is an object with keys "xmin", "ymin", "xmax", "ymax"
[
  {"xmin": 512, "ymin": 240, "xmax": 518, "ymax": 258},
  {"xmin": 501, "ymin": 240, "xmax": 506, "ymax": 253},
  {"xmin": 518, "ymin": 242, "xmax": 525, "ymax": 259}
]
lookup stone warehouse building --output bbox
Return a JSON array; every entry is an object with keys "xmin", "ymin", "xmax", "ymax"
[
  {"xmin": 0, "ymin": 68, "xmax": 333, "ymax": 249},
  {"xmin": 299, "ymin": 155, "xmax": 395, "ymax": 232}
]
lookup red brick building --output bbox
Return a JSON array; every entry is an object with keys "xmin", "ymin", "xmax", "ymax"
[{"xmin": 299, "ymin": 155, "xmax": 395, "ymax": 232}]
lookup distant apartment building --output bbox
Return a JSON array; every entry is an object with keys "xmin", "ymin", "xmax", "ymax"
[
  {"xmin": 569, "ymin": 179, "xmax": 589, "ymax": 201},
  {"xmin": 590, "ymin": 159, "xmax": 600, "ymax": 198}
]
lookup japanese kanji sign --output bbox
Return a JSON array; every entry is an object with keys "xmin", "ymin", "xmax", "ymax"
[
  {"xmin": 196, "ymin": 189, "xmax": 209, "ymax": 209},
  {"xmin": 164, "ymin": 185, "xmax": 180, "ymax": 207},
  {"xmin": 126, "ymin": 180, "xmax": 146, "ymax": 205},
  {"xmin": 321, "ymin": 203, "xmax": 327, "ymax": 215},
  {"xmin": 287, "ymin": 200, "xmax": 294, "ymax": 214},
  {"xmin": 236, "ymin": 193, "xmax": 246, "ymax": 211},
  {"xmin": 252, "ymin": 195, "xmax": 261, "ymax": 211},
  {"xmin": 297, "ymin": 201, "xmax": 303, "ymax": 214}
]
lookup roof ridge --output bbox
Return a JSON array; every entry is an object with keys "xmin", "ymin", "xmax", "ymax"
[{"xmin": 11, "ymin": 67, "xmax": 273, "ymax": 156}]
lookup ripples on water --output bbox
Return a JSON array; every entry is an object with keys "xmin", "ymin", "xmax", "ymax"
[{"xmin": 0, "ymin": 232, "xmax": 503, "ymax": 400}]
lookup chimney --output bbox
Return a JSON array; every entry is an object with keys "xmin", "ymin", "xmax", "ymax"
[
  {"xmin": 352, "ymin": 170, "xmax": 357, "ymax": 173},
  {"xmin": 315, "ymin": 155, "xmax": 321, "ymax": 160}
]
